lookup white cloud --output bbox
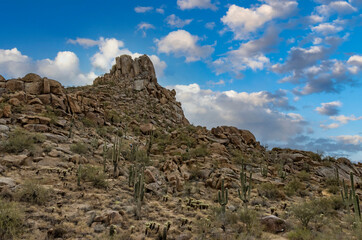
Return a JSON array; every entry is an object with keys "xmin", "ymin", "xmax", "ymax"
[
  {"xmin": 136, "ymin": 22, "xmax": 155, "ymax": 37},
  {"xmin": 0, "ymin": 48, "xmax": 95, "ymax": 86},
  {"xmin": 206, "ymin": 79, "xmax": 225, "ymax": 86},
  {"xmin": 156, "ymin": 30, "xmax": 214, "ymax": 62},
  {"xmin": 149, "ymin": 55, "xmax": 167, "ymax": 78},
  {"xmin": 221, "ymin": 1, "xmax": 298, "ymax": 40},
  {"xmin": 156, "ymin": 8, "xmax": 165, "ymax": 14},
  {"xmin": 134, "ymin": 6, "xmax": 153, "ymax": 13},
  {"xmin": 312, "ymin": 22, "xmax": 343, "ymax": 35},
  {"xmin": 212, "ymin": 27, "xmax": 278, "ymax": 76},
  {"xmin": 177, "ymin": 0, "xmax": 217, "ymax": 10},
  {"xmin": 67, "ymin": 38, "xmax": 99, "ymax": 47},
  {"xmin": 330, "ymin": 114, "xmax": 362, "ymax": 124},
  {"xmin": 334, "ymin": 135, "xmax": 362, "ymax": 145},
  {"xmin": 170, "ymin": 83, "xmax": 304, "ymax": 141},
  {"xmin": 91, "ymin": 38, "xmax": 125, "ymax": 71},
  {"xmin": 320, "ymin": 123, "xmax": 340, "ymax": 129},
  {"xmin": 205, "ymin": 22, "xmax": 216, "ymax": 29},
  {"xmin": 315, "ymin": 101, "xmax": 342, "ymax": 116},
  {"xmin": 316, "ymin": 1, "xmax": 357, "ymax": 16},
  {"xmin": 166, "ymin": 14, "xmax": 193, "ymax": 28}
]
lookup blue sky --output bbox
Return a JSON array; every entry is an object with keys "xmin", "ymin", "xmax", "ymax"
[{"xmin": 1, "ymin": 0, "xmax": 362, "ymax": 162}]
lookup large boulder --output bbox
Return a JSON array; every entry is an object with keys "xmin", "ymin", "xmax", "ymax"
[
  {"xmin": 22, "ymin": 73, "xmax": 42, "ymax": 82},
  {"xmin": 6, "ymin": 79, "xmax": 24, "ymax": 92},
  {"xmin": 260, "ymin": 215, "xmax": 287, "ymax": 233},
  {"xmin": 0, "ymin": 75, "xmax": 5, "ymax": 82}
]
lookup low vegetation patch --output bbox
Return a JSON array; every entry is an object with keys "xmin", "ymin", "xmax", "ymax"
[
  {"xmin": 258, "ymin": 182, "xmax": 285, "ymax": 200},
  {"xmin": 70, "ymin": 142, "xmax": 88, "ymax": 155},
  {"xmin": 0, "ymin": 199, "xmax": 24, "ymax": 239},
  {"xmin": 1, "ymin": 128, "xmax": 45, "ymax": 153},
  {"xmin": 16, "ymin": 180, "xmax": 51, "ymax": 205},
  {"xmin": 78, "ymin": 165, "xmax": 108, "ymax": 189}
]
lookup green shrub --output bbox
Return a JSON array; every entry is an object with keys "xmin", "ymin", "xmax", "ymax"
[
  {"xmin": 1, "ymin": 128, "xmax": 45, "ymax": 153},
  {"xmin": 325, "ymin": 177, "xmax": 339, "ymax": 194},
  {"xmin": 82, "ymin": 117, "xmax": 96, "ymax": 127},
  {"xmin": 258, "ymin": 183, "xmax": 285, "ymax": 200},
  {"xmin": 79, "ymin": 165, "xmax": 108, "ymax": 189},
  {"xmin": 297, "ymin": 170, "xmax": 310, "ymax": 181},
  {"xmin": 191, "ymin": 145, "xmax": 209, "ymax": 158},
  {"xmin": 16, "ymin": 180, "xmax": 51, "ymax": 205},
  {"xmin": 0, "ymin": 199, "xmax": 24, "ymax": 239},
  {"xmin": 70, "ymin": 142, "xmax": 88, "ymax": 155},
  {"xmin": 42, "ymin": 106, "xmax": 58, "ymax": 124},
  {"xmin": 287, "ymin": 227, "xmax": 314, "ymax": 240},
  {"xmin": 285, "ymin": 178, "xmax": 304, "ymax": 197}
]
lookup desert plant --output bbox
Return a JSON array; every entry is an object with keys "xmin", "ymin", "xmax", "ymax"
[
  {"xmin": 238, "ymin": 166, "xmax": 252, "ymax": 207},
  {"xmin": 260, "ymin": 163, "xmax": 268, "ymax": 178},
  {"xmin": 70, "ymin": 142, "xmax": 88, "ymax": 155},
  {"xmin": 285, "ymin": 178, "xmax": 304, "ymax": 197},
  {"xmin": 103, "ymin": 142, "xmax": 109, "ymax": 173},
  {"xmin": 111, "ymin": 136, "xmax": 122, "ymax": 178},
  {"xmin": 78, "ymin": 165, "xmax": 108, "ymax": 189},
  {"xmin": 134, "ymin": 172, "xmax": 145, "ymax": 219},
  {"xmin": 0, "ymin": 199, "xmax": 24, "ymax": 239},
  {"xmin": 16, "ymin": 180, "xmax": 51, "ymax": 205},
  {"xmin": 258, "ymin": 182, "xmax": 285, "ymax": 200},
  {"xmin": 1, "ymin": 128, "xmax": 45, "ymax": 153},
  {"xmin": 218, "ymin": 178, "xmax": 228, "ymax": 213}
]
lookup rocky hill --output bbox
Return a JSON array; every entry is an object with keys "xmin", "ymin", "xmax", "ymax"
[{"xmin": 0, "ymin": 55, "xmax": 361, "ymax": 240}]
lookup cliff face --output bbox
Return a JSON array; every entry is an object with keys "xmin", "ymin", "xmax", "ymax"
[{"xmin": 0, "ymin": 54, "xmax": 189, "ymax": 129}]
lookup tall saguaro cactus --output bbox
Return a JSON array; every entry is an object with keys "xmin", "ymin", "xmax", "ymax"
[
  {"xmin": 134, "ymin": 171, "xmax": 145, "ymax": 219},
  {"xmin": 341, "ymin": 172, "xmax": 361, "ymax": 221},
  {"xmin": 218, "ymin": 179, "xmax": 228, "ymax": 213},
  {"xmin": 238, "ymin": 167, "xmax": 252, "ymax": 207},
  {"xmin": 112, "ymin": 136, "xmax": 122, "ymax": 178}
]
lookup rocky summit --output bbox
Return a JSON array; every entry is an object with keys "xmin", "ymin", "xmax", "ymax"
[{"xmin": 0, "ymin": 55, "xmax": 361, "ymax": 240}]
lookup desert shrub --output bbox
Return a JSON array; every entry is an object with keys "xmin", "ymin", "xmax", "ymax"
[
  {"xmin": 238, "ymin": 208, "xmax": 262, "ymax": 238},
  {"xmin": 325, "ymin": 177, "xmax": 340, "ymax": 194},
  {"xmin": 42, "ymin": 106, "xmax": 58, "ymax": 124},
  {"xmin": 309, "ymin": 151, "xmax": 322, "ymax": 162},
  {"xmin": 285, "ymin": 178, "xmax": 304, "ymax": 197},
  {"xmin": 70, "ymin": 142, "xmax": 88, "ymax": 155},
  {"xmin": 1, "ymin": 128, "xmax": 45, "ymax": 153},
  {"xmin": 0, "ymin": 199, "xmax": 24, "ymax": 239},
  {"xmin": 189, "ymin": 165, "xmax": 203, "ymax": 181},
  {"xmin": 79, "ymin": 165, "xmax": 108, "ymax": 189},
  {"xmin": 291, "ymin": 198, "xmax": 337, "ymax": 229},
  {"xmin": 105, "ymin": 110, "xmax": 121, "ymax": 124},
  {"xmin": 297, "ymin": 170, "xmax": 310, "ymax": 181},
  {"xmin": 16, "ymin": 180, "xmax": 51, "ymax": 205},
  {"xmin": 258, "ymin": 182, "xmax": 285, "ymax": 200},
  {"xmin": 191, "ymin": 145, "xmax": 209, "ymax": 158},
  {"xmin": 82, "ymin": 117, "xmax": 96, "ymax": 127},
  {"xmin": 287, "ymin": 227, "xmax": 314, "ymax": 240}
]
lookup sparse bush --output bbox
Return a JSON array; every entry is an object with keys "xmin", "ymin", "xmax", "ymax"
[
  {"xmin": 42, "ymin": 106, "xmax": 58, "ymax": 124},
  {"xmin": 297, "ymin": 170, "xmax": 310, "ymax": 181},
  {"xmin": 79, "ymin": 165, "xmax": 108, "ymax": 189},
  {"xmin": 16, "ymin": 180, "xmax": 51, "ymax": 205},
  {"xmin": 70, "ymin": 142, "xmax": 88, "ymax": 155},
  {"xmin": 285, "ymin": 178, "xmax": 304, "ymax": 197},
  {"xmin": 325, "ymin": 177, "xmax": 340, "ymax": 194},
  {"xmin": 0, "ymin": 199, "xmax": 24, "ymax": 239},
  {"xmin": 191, "ymin": 145, "xmax": 209, "ymax": 158},
  {"xmin": 258, "ymin": 182, "xmax": 285, "ymax": 200},
  {"xmin": 287, "ymin": 227, "xmax": 314, "ymax": 240},
  {"xmin": 82, "ymin": 117, "xmax": 96, "ymax": 127},
  {"xmin": 1, "ymin": 128, "xmax": 45, "ymax": 153}
]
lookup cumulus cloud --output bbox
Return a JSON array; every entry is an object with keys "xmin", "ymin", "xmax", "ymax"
[
  {"xmin": 347, "ymin": 55, "xmax": 362, "ymax": 73},
  {"xmin": 320, "ymin": 123, "xmax": 340, "ymax": 129},
  {"xmin": 0, "ymin": 48, "xmax": 95, "ymax": 86},
  {"xmin": 205, "ymin": 22, "xmax": 216, "ymax": 29},
  {"xmin": 334, "ymin": 135, "xmax": 362, "ymax": 145},
  {"xmin": 136, "ymin": 22, "xmax": 155, "ymax": 37},
  {"xmin": 134, "ymin": 6, "xmax": 153, "ymax": 13},
  {"xmin": 171, "ymin": 83, "xmax": 303, "ymax": 141},
  {"xmin": 221, "ymin": 0, "xmax": 298, "ymax": 40},
  {"xmin": 330, "ymin": 114, "xmax": 362, "ymax": 124},
  {"xmin": 315, "ymin": 101, "xmax": 342, "ymax": 116},
  {"xmin": 312, "ymin": 22, "xmax": 343, "ymax": 35},
  {"xmin": 166, "ymin": 14, "xmax": 193, "ymax": 28},
  {"xmin": 316, "ymin": 1, "xmax": 357, "ymax": 16},
  {"xmin": 67, "ymin": 38, "xmax": 99, "ymax": 48},
  {"xmin": 90, "ymin": 38, "xmax": 125, "ymax": 71},
  {"xmin": 156, "ymin": 30, "xmax": 214, "ymax": 62},
  {"xmin": 177, "ymin": 0, "xmax": 217, "ymax": 10},
  {"xmin": 212, "ymin": 26, "xmax": 279, "ymax": 76}
]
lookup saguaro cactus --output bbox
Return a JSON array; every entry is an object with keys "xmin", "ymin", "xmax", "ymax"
[
  {"xmin": 238, "ymin": 167, "xmax": 252, "ymax": 206},
  {"xmin": 112, "ymin": 136, "xmax": 122, "ymax": 178},
  {"xmin": 218, "ymin": 179, "xmax": 228, "ymax": 213},
  {"xmin": 134, "ymin": 172, "xmax": 145, "ymax": 218},
  {"xmin": 103, "ymin": 142, "xmax": 108, "ymax": 173}
]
